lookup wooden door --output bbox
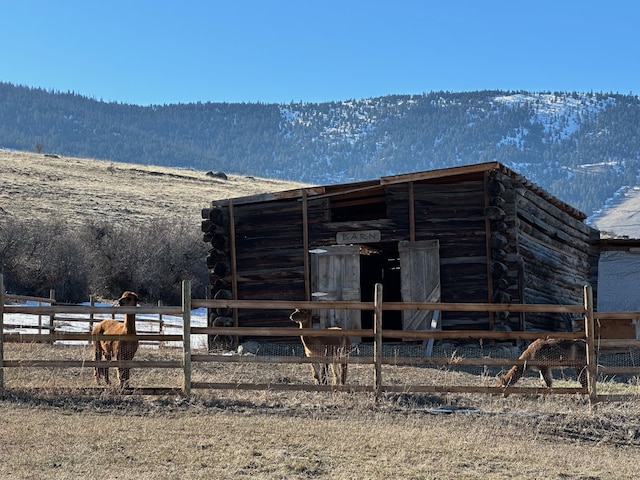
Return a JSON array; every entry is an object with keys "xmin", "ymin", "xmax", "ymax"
[
  {"xmin": 399, "ymin": 240, "xmax": 441, "ymax": 332},
  {"xmin": 311, "ymin": 245, "xmax": 361, "ymax": 342}
]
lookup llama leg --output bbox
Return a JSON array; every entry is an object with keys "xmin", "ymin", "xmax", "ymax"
[
  {"xmin": 501, "ymin": 366, "xmax": 524, "ymax": 387},
  {"xmin": 321, "ymin": 345, "xmax": 332, "ymax": 385},
  {"xmin": 309, "ymin": 363, "xmax": 322, "ymax": 384},
  {"xmin": 318, "ymin": 363, "xmax": 329, "ymax": 385},
  {"xmin": 103, "ymin": 352, "xmax": 111, "ymax": 385},
  {"xmin": 339, "ymin": 346, "xmax": 348, "ymax": 385},
  {"xmin": 540, "ymin": 367, "xmax": 553, "ymax": 388},
  {"xmin": 329, "ymin": 363, "xmax": 338, "ymax": 386},
  {"xmin": 95, "ymin": 343, "xmax": 111, "ymax": 385},
  {"xmin": 95, "ymin": 365, "xmax": 106, "ymax": 385},
  {"xmin": 94, "ymin": 342, "xmax": 103, "ymax": 384},
  {"xmin": 340, "ymin": 361, "xmax": 348, "ymax": 385},
  {"xmin": 118, "ymin": 368, "xmax": 130, "ymax": 388},
  {"xmin": 576, "ymin": 366, "xmax": 588, "ymax": 388},
  {"xmin": 310, "ymin": 357, "xmax": 328, "ymax": 384}
]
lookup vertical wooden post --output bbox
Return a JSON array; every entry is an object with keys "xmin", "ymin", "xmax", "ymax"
[
  {"xmin": 301, "ymin": 189, "xmax": 311, "ymax": 301},
  {"xmin": 48, "ymin": 289, "xmax": 55, "ymax": 341},
  {"xmin": 483, "ymin": 171, "xmax": 495, "ymax": 329},
  {"xmin": 583, "ymin": 284, "xmax": 597, "ymax": 408},
  {"xmin": 227, "ymin": 199, "xmax": 239, "ymax": 347},
  {"xmin": 38, "ymin": 300, "xmax": 43, "ymax": 335},
  {"xmin": 373, "ymin": 283, "xmax": 383, "ymax": 400},
  {"xmin": 157, "ymin": 300, "xmax": 165, "ymax": 348},
  {"xmin": 157, "ymin": 300, "xmax": 164, "ymax": 334},
  {"xmin": 408, "ymin": 182, "xmax": 415, "ymax": 242},
  {"xmin": 182, "ymin": 280, "xmax": 192, "ymax": 398},
  {"xmin": 0, "ymin": 274, "xmax": 5, "ymax": 392},
  {"xmin": 89, "ymin": 295, "xmax": 96, "ymax": 336}
]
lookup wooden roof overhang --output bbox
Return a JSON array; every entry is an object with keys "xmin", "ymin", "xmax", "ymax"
[
  {"xmin": 210, "ymin": 162, "xmax": 587, "ymax": 221},
  {"xmin": 597, "ymin": 238, "xmax": 640, "ymax": 250}
]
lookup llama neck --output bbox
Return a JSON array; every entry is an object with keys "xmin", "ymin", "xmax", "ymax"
[
  {"xmin": 297, "ymin": 319, "xmax": 311, "ymax": 329},
  {"xmin": 124, "ymin": 313, "xmax": 136, "ymax": 335}
]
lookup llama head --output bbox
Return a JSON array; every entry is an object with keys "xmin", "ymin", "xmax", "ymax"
[
  {"xmin": 117, "ymin": 291, "xmax": 139, "ymax": 307},
  {"xmin": 290, "ymin": 308, "xmax": 312, "ymax": 327}
]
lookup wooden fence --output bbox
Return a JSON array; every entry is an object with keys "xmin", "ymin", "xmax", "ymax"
[
  {"xmin": 2, "ymin": 290, "xmax": 170, "ymax": 337},
  {"xmin": 2, "ymin": 277, "xmax": 640, "ymax": 406}
]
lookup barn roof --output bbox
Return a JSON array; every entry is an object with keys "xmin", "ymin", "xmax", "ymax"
[
  {"xmin": 597, "ymin": 238, "xmax": 640, "ymax": 249},
  {"xmin": 211, "ymin": 161, "xmax": 587, "ymax": 221}
]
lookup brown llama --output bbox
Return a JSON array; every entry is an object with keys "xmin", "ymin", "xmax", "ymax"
[
  {"xmin": 92, "ymin": 291, "xmax": 140, "ymax": 388},
  {"xmin": 290, "ymin": 309, "xmax": 350, "ymax": 385},
  {"xmin": 498, "ymin": 338, "xmax": 588, "ymax": 394}
]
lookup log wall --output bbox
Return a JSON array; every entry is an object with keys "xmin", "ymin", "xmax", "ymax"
[{"xmin": 491, "ymin": 171, "xmax": 599, "ymax": 331}]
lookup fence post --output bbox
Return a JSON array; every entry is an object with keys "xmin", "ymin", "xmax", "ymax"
[
  {"xmin": 89, "ymin": 295, "xmax": 96, "ymax": 336},
  {"xmin": 0, "ymin": 274, "xmax": 5, "ymax": 393},
  {"xmin": 48, "ymin": 289, "xmax": 55, "ymax": 341},
  {"xmin": 373, "ymin": 282, "xmax": 383, "ymax": 400},
  {"xmin": 158, "ymin": 300, "xmax": 164, "ymax": 335},
  {"xmin": 182, "ymin": 280, "xmax": 192, "ymax": 398},
  {"xmin": 38, "ymin": 300, "xmax": 43, "ymax": 336},
  {"xmin": 583, "ymin": 284, "xmax": 597, "ymax": 408}
]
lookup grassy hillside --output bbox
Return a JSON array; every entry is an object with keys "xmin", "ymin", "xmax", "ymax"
[
  {"xmin": 592, "ymin": 188, "xmax": 640, "ymax": 238},
  {"xmin": 0, "ymin": 149, "xmax": 308, "ymax": 227}
]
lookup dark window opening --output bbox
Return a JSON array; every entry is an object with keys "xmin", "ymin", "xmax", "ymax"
[{"xmin": 331, "ymin": 201, "xmax": 386, "ymax": 222}]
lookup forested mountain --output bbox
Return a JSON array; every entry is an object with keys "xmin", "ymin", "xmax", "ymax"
[{"xmin": 2, "ymin": 81, "xmax": 639, "ymax": 217}]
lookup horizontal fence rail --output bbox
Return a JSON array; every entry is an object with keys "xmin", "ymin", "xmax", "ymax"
[
  {"xmin": 191, "ymin": 299, "xmax": 587, "ymax": 313},
  {"xmin": 2, "ymin": 277, "xmax": 640, "ymax": 406}
]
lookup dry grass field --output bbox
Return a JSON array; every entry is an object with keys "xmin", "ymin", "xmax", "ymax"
[
  {"xmin": 2, "ymin": 390, "xmax": 639, "ymax": 480},
  {"xmin": 2, "ymin": 149, "xmax": 640, "ymax": 479},
  {"xmin": 1, "ymin": 341, "xmax": 639, "ymax": 479},
  {"xmin": 0, "ymin": 149, "xmax": 307, "ymax": 227}
]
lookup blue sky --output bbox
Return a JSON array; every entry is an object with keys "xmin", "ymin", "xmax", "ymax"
[{"xmin": 1, "ymin": 1, "xmax": 638, "ymax": 106}]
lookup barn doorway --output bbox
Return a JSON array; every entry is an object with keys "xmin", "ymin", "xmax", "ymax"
[
  {"xmin": 311, "ymin": 240, "xmax": 440, "ymax": 342},
  {"xmin": 360, "ymin": 242, "xmax": 403, "ymax": 333}
]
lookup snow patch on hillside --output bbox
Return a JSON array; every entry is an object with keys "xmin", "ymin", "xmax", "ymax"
[{"xmin": 494, "ymin": 93, "xmax": 616, "ymax": 145}]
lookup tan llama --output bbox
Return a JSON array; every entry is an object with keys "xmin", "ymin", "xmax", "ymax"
[
  {"xmin": 290, "ymin": 309, "xmax": 350, "ymax": 385},
  {"xmin": 92, "ymin": 291, "xmax": 140, "ymax": 388},
  {"xmin": 498, "ymin": 338, "xmax": 588, "ymax": 393}
]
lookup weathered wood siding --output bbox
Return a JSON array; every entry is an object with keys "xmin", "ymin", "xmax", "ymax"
[
  {"xmin": 492, "ymin": 170, "xmax": 598, "ymax": 331},
  {"xmin": 387, "ymin": 180, "xmax": 492, "ymax": 329}
]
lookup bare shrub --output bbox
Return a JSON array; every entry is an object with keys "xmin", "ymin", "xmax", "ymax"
[
  {"xmin": 1, "ymin": 217, "xmax": 208, "ymax": 304},
  {"xmin": 0, "ymin": 218, "xmax": 30, "ymax": 293},
  {"xmin": 78, "ymin": 218, "xmax": 208, "ymax": 304},
  {"xmin": 0, "ymin": 218, "xmax": 89, "ymax": 302}
]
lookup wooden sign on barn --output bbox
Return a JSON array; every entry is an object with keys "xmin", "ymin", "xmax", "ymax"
[{"xmin": 201, "ymin": 162, "xmax": 600, "ymax": 346}]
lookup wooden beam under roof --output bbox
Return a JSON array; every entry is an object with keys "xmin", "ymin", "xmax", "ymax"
[{"xmin": 210, "ymin": 186, "xmax": 325, "ymax": 207}]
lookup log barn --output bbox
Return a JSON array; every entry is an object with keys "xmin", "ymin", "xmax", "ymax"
[{"xmin": 201, "ymin": 162, "xmax": 600, "ymax": 344}]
